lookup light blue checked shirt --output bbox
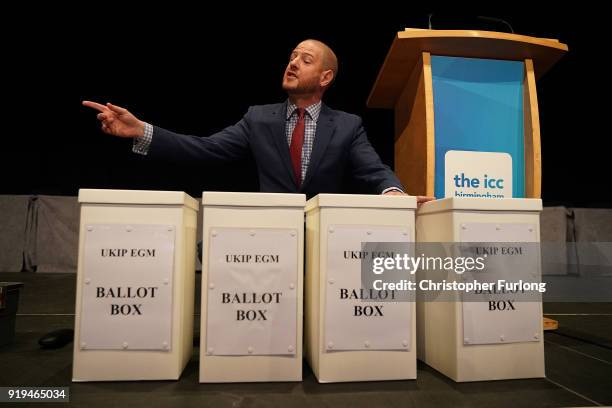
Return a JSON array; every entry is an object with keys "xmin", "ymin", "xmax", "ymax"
[{"xmin": 133, "ymin": 101, "xmax": 402, "ymax": 193}]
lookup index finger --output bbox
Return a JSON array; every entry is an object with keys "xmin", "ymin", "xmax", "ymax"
[{"xmin": 82, "ymin": 100, "xmax": 109, "ymax": 113}]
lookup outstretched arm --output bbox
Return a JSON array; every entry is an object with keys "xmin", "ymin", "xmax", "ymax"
[{"xmin": 83, "ymin": 100, "xmax": 251, "ymax": 165}]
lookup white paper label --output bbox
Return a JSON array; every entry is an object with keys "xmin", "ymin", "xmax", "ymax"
[
  {"xmin": 461, "ymin": 222, "xmax": 541, "ymax": 345},
  {"xmin": 206, "ymin": 228, "xmax": 298, "ymax": 356},
  {"xmin": 80, "ymin": 224, "xmax": 175, "ymax": 350},
  {"xmin": 445, "ymin": 150, "xmax": 513, "ymax": 199},
  {"xmin": 325, "ymin": 225, "xmax": 413, "ymax": 351}
]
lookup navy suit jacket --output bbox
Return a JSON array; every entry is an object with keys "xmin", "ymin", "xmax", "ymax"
[{"xmin": 148, "ymin": 102, "xmax": 403, "ymax": 198}]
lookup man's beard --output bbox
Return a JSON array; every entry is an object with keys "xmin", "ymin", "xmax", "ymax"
[{"xmin": 283, "ymin": 76, "xmax": 319, "ymax": 95}]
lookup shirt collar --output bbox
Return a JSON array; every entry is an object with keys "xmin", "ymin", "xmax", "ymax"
[{"xmin": 286, "ymin": 100, "xmax": 322, "ymax": 122}]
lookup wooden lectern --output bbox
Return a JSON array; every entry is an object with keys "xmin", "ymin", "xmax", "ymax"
[{"xmin": 367, "ymin": 29, "xmax": 568, "ymax": 199}]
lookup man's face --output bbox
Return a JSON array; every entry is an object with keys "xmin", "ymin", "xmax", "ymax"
[{"xmin": 282, "ymin": 41, "xmax": 326, "ymax": 95}]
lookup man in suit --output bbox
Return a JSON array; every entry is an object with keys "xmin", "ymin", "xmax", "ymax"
[{"xmin": 83, "ymin": 39, "xmax": 432, "ymax": 203}]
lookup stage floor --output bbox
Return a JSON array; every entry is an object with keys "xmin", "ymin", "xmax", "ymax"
[{"xmin": 2, "ymin": 272, "xmax": 611, "ymax": 407}]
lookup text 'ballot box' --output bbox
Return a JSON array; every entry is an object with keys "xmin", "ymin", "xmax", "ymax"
[
  {"xmin": 200, "ymin": 192, "xmax": 305, "ymax": 382},
  {"xmin": 416, "ymin": 197, "xmax": 544, "ymax": 382},
  {"xmin": 73, "ymin": 189, "xmax": 198, "ymax": 381},
  {"xmin": 305, "ymin": 194, "xmax": 417, "ymax": 383}
]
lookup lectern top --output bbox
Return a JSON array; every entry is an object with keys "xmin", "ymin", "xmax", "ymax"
[{"xmin": 368, "ymin": 29, "xmax": 568, "ymax": 108}]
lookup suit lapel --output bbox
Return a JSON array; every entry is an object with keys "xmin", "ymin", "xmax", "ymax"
[
  {"xmin": 269, "ymin": 103, "xmax": 298, "ymax": 186},
  {"xmin": 302, "ymin": 104, "xmax": 336, "ymax": 189}
]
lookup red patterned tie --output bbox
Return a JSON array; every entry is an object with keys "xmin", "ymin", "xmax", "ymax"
[{"xmin": 289, "ymin": 108, "xmax": 305, "ymax": 186}]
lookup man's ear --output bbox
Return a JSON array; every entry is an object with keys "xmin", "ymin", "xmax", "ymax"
[{"xmin": 320, "ymin": 69, "xmax": 334, "ymax": 88}]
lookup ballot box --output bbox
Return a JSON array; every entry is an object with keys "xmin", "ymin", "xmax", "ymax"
[
  {"xmin": 73, "ymin": 189, "xmax": 198, "ymax": 381},
  {"xmin": 305, "ymin": 194, "xmax": 418, "ymax": 383},
  {"xmin": 200, "ymin": 192, "xmax": 305, "ymax": 382},
  {"xmin": 416, "ymin": 197, "xmax": 545, "ymax": 382}
]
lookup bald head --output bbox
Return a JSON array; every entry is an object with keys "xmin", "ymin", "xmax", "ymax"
[
  {"xmin": 301, "ymin": 39, "xmax": 338, "ymax": 83},
  {"xmin": 298, "ymin": 39, "xmax": 338, "ymax": 86}
]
